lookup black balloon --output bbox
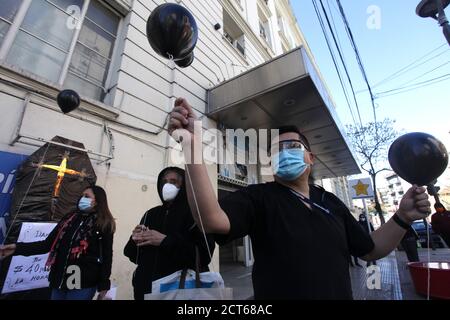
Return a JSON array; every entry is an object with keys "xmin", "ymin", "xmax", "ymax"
[
  {"xmin": 146, "ymin": 3, "xmax": 198, "ymax": 61},
  {"xmin": 388, "ymin": 132, "xmax": 449, "ymax": 186},
  {"xmin": 57, "ymin": 89, "xmax": 80, "ymax": 114},
  {"xmin": 175, "ymin": 52, "xmax": 194, "ymax": 68}
]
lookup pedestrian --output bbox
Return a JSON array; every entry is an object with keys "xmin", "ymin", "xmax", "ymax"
[
  {"xmin": 357, "ymin": 214, "xmax": 377, "ymax": 267},
  {"xmin": 0, "ymin": 186, "xmax": 115, "ymax": 300},
  {"xmin": 431, "ymin": 203, "xmax": 450, "ymax": 247},
  {"xmin": 168, "ymin": 97, "xmax": 432, "ymax": 299},
  {"xmin": 124, "ymin": 167, "xmax": 215, "ymax": 300},
  {"xmin": 400, "ymin": 226, "xmax": 420, "ymax": 262}
]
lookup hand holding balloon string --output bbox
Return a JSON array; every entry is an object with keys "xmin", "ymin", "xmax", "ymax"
[
  {"xmin": 397, "ymin": 185, "xmax": 432, "ymax": 224},
  {"xmin": 169, "ymin": 97, "xmax": 198, "ymax": 144}
]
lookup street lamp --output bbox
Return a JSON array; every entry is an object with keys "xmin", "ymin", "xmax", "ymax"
[{"xmin": 416, "ymin": 0, "xmax": 450, "ymax": 45}]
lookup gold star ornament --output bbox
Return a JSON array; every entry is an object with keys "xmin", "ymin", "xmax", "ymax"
[{"xmin": 352, "ymin": 180, "xmax": 370, "ymax": 196}]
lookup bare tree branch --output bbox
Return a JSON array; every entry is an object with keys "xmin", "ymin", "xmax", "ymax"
[
  {"xmin": 346, "ymin": 119, "xmax": 400, "ymax": 224},
  {"xmin": 375, "ymin": 168, "xmax": 392, "ymax": 175}
]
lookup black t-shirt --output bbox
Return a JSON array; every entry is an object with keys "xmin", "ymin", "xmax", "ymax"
[{"xmin": 215, "ymin": 182, "xmax": 375, "ymax": 300}]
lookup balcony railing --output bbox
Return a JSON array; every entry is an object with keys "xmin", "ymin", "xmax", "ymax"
[{"xmin": 223, "ymin": 32, "xmax": 246, "ymax": 58}]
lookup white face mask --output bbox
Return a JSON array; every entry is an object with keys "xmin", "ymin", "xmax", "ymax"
[{"xmin": 162, "ymin": 183, "xmax": 180, "ymax": 201}]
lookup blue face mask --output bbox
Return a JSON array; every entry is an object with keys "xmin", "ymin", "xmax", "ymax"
[
  {"xmin": 272, "ymin": 148, "xmax": 309, "ymax": 181},
  {"xmin": 78, "ymin": 196, "xmax": 93, "ymax": 211}
]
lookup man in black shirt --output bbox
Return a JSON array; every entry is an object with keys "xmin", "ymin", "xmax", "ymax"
[{"xmin": 168, "ymin": 98, "xmax": 432, "ymax": 300}]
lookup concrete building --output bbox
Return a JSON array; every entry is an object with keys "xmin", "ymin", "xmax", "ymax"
[
  {"xmin": 0, "ymin": 0, "xmax": 360, "ymax": 299},
  {"xmin": 322, "ymin": 176, "xmax": 353, "ymax": 211},
  {"xmin": 385, "ymin": 173, "xmax": 410, "ymax": 212}
]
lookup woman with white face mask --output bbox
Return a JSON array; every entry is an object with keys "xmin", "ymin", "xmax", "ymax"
[
  {"xmin": 124, "ymin": 167, "xmax": 215, "ymax": 300},
  {"xmin": 0, "ymin": 186, "xmax": 115, "ymax": 300}
]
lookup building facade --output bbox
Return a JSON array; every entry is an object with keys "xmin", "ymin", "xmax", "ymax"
[
  {"xmin": 322, "ymin": 176, "xmax": 354, "ymax": 212},
  {"xmin": 384, "ymin": 173, "xmax": 410, "ymax": 212},
  {"xmin": 0, "ymin": 0, "xmax": 360, "ymax": 299}
]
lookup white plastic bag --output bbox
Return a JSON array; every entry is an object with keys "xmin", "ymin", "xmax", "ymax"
[{"xmin": 144, "ymin": 270, "xmax": 233, "ymax": 300}]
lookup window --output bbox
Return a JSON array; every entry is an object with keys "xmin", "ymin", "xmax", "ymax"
[
  {"xmin": 224, "ymin": 31, "xmax": 245, "ymax": 56},
  {"xmin": 235, "ymin": 35, "xmax": 245, "ymax": 56},
  {"xmin": 0, "ymin": 0, "xmax": 120, "ymax": 102},
  {"xmin": 0, "ymin": 0, "xmax": 23, "ymax": 48},
  {"xmin": 223, "ymin": 9, "xmax": 246, "ymax": 57},
  {"xmin": 257, "ymin": 7, "xmax": 272, "ymax": 49},
  {"xmin": 259, "ymin": 22, "xmax": 267, "ymax": 41}
]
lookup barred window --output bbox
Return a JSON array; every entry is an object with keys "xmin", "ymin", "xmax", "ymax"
[{"xmin": 0, "ymin": 0, "xmax": 120, "ymax": 102}]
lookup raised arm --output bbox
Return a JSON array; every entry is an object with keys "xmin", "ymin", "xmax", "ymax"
[
  {"xmin": 169, "ymin": 98, "xmax": 230, "ymax": 234},
  {"xmin": 362, "ymin": 186, "xmax": 431, "ymax": 261}
]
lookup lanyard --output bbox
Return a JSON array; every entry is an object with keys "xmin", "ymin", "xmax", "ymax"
[{"xmin": 289, "ymin": 189, "xmax": 331, "ymax": 215}]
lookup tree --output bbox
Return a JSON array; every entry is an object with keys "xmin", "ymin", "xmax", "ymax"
[{"xmin": 346, "ymin": 119, "xmax": 400, "ymax": 224}]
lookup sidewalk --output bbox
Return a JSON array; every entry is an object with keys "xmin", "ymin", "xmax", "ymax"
[
  {"xmin": 221, "ymin": 253, "xmax": 404, "ymax": 300},
  {"xmin": 221, "ymin": 262, "xmax": 254, "ymax": 300},
  {"xmin": 221, "ymin": 248, "xmax": 450, "ymax": 300},
  {"xmin": 350, "ymin": 252, "xmax": 403, "ymax": 300},
  {"xmin": 395, "ymin": 248, "xmax": 450, "ymax": 300}
]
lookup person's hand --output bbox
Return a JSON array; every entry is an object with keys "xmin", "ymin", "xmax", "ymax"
[
  {"xmin": 131, "ymin": 225, "xmax": 147, "ymax": 244},
  {"xmin": 168, "ymin": 98, "xmax": 198, "ymax": 144},
  {"xmin": 398, "ymin": 185, "xmax": 432, "ymax": 223},
  {"xmin": 97, "ymin": 290, "xmax": 109, "ymax": 300},
  {"xmin": 136, "ymin": 229, "xmax": 167, "ymax": 247},
  {"xmin": 0, "ymin": 244, "xmax": 16, "ymax": 259}
]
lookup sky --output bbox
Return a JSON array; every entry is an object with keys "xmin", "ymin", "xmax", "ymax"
[{"xmin": 291, "ymin": 0, "xmax": 450, "ymax": 187}]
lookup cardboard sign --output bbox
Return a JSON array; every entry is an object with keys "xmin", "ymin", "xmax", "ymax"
[{"xmin": 2, "ymin": 222, "xmax": 57, "ymax": 294}]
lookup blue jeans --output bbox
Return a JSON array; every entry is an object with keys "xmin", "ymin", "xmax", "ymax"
[{"xmin": 51, "ymin": 287, "xmax": 97, "ymax": 300}]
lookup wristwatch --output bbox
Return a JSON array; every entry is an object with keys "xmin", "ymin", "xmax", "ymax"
[{"xmin": 393, "ymin": 213, "xmax": 411, "ymax": 230}]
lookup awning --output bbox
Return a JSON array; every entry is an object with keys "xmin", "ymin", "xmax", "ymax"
[{"xmin": 207, "ymin": 47, "xmax": 360, "ymax": 179}]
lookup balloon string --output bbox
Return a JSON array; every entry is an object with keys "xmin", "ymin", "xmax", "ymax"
[
  {"xmin": 135, "ymin": 211, "xmax": 149, "ymax": 267},
  {"xmin": 164, "ymin": 61, "xmax": 225, "ymax": 299},
  {"xmin": 184, "ymin": 157, "xmax": 225, "ymax": 300},
  {"xmin": 427, "ymin": 219, "xmax": 431, "ymax": 300},
  {"xmin": 167, "ymin": 53, "xmax": 174, "ymax": 68}
]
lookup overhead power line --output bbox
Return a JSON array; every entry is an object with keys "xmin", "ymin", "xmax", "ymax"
[
  {"xmin": 363, "ymin": 44, "xmax": 449, "ymax": 91},
  {"xmin": 375, "ymin": 73, "xmax": 450, "ymax": 98},
  {"xmin": 396, "ymin": 60, "xmax": 450, "ymax": 87},
  {"xmin": 336, "ymin": 0, "xmax": 378, "ymax": 125},
  {"xmin": 316, "ymin": 0, "xmax": 363, "ymax": 126},
  {"xmin": 311, "ymin": 0, "xmax": 361, "ymax": 128}
]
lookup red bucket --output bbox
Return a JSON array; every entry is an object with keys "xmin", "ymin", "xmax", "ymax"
[{"xmin": 408, "ymin": 262, "xmax": 450, "ymax": 299}]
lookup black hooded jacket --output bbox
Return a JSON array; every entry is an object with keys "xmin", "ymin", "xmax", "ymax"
[{"xmin": 123, "ymin": 167, "xmax": 215, "ymax": 300}]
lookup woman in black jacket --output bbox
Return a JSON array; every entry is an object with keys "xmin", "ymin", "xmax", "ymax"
[
  {"xmin": 124, "ymin": 167, "xmax": 215, "ymax": 300},
  {"xmin": 0, "ymin": 186, "xmax": 115, "ymax": 300}
]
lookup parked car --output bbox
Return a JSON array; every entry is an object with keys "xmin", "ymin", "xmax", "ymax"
[{"xmin": 411, "ymin": 220, "xmax": 446, "ymax": 249}]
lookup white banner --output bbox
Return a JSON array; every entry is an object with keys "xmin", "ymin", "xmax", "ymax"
[{"xmin": 2, "ymin": 222, "xmax": 57, "ymax": 294}]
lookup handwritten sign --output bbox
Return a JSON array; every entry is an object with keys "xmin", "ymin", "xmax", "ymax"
[
  {"xmin": 2, "ymin": 222, "xmax": 57, "ymax": 294},
  {"xmin": 17, "ymin": 223, "xmax": 57, "ymax": 243}
]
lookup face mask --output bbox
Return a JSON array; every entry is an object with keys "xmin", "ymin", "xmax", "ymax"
[
  {"xmin": 78, "ymin": 196, "xmax": 93, "ymax": 211},
  {"xmin": 272, "ymin": 148, "xmax": 309, "ymax": 181},
  {"xmin": 162, "ymin": 183, "xmax": 180, "ymax": 201}
]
